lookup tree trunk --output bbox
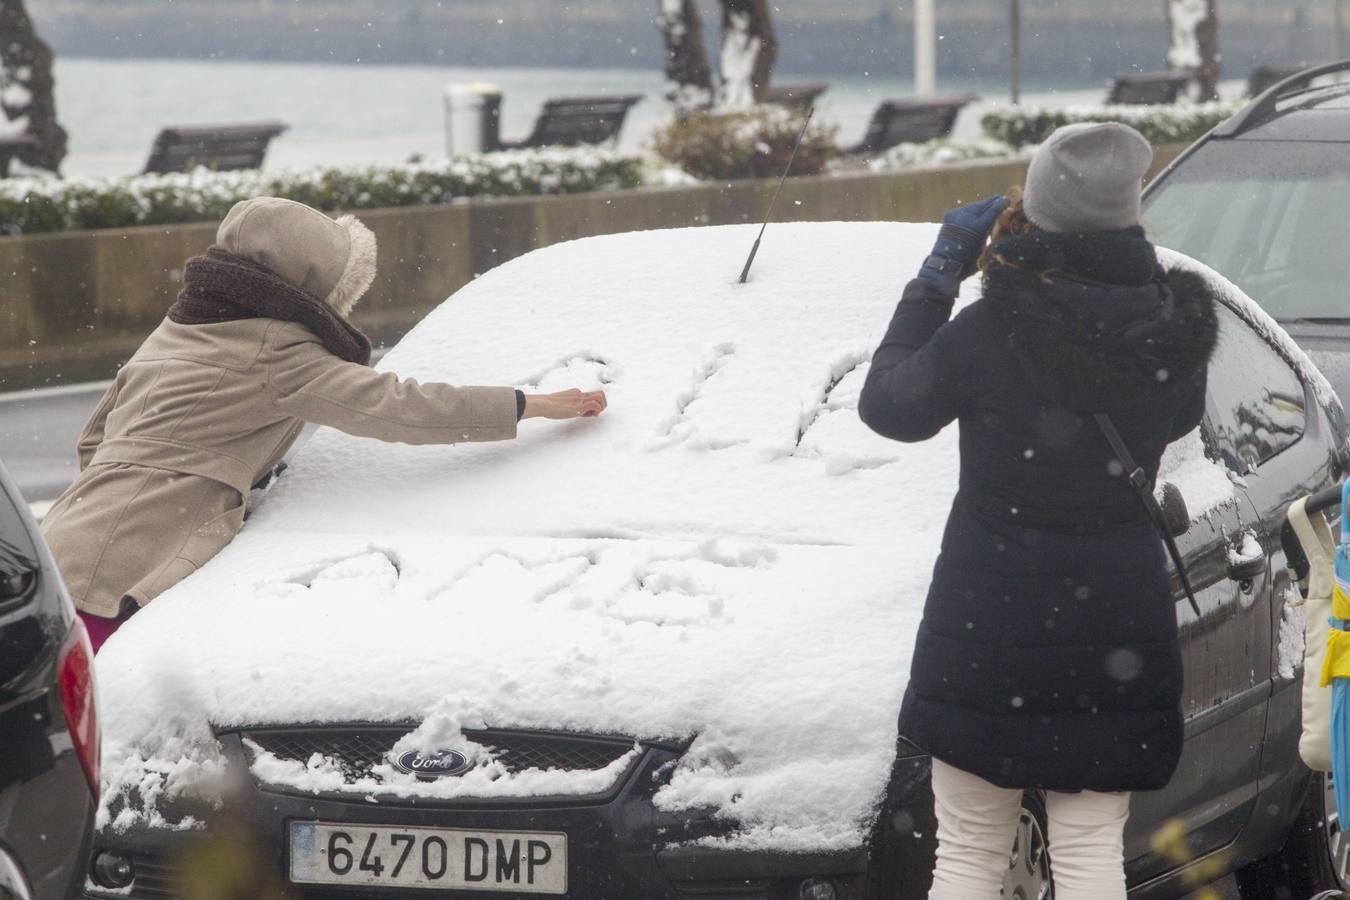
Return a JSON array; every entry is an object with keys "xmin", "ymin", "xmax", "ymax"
[
  {"xmin": 0, "ymin": 0, "xmax": 66, "ymax": 173},
  {"xmin": 717, "ymin": 0, "xmax": 777, "ymax": 109},
  {"xmin": 1165, "ymin": 0, "xmax": 1221, "ymax": 101},
  {"xmin": 656, "ymin": 0, "xmax": 714, "ymax": 114}
]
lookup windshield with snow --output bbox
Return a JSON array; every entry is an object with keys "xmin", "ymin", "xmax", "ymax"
[{"xmin": 1144, "ymin": 141, "xmax": 1350, "ymax": 322}]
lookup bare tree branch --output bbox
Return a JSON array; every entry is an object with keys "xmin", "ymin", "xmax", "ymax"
[
  {"xmin": 0, "ymin": 0, "xmax": 67, "ymax": 172},
  {"xmin": 717, "ymin": 0, "xmax": 777, "ymax": 109},
  {"xmin": 656, "ymin": 0, "xmax": 714, "ymax": 114},
  {"xmin": 1165, "ymin": 0, "xmax": 1221, "ymax": 101}
]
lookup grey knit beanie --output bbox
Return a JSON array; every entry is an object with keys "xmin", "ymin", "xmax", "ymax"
[{"xmin": 1022, "ymin": 122, "xmax": 1153, "ymax": 233}]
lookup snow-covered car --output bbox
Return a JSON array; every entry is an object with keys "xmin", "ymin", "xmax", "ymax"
[{"xmin": 85, "ymin": 222, "xmax": 1345, "ymax": 900}]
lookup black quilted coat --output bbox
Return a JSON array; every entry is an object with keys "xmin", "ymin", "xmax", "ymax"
[{"xmin": 858, "ymin": 228, "xmax": 1218, "ymax": 791}]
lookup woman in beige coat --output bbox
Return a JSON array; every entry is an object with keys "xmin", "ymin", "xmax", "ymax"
[{"xmin": 42, "ymin": 197, "xmax": 606, "ymax": 651}]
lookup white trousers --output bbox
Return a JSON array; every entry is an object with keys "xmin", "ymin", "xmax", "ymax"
[{"xmin": 928, "ymin": 759, "xmax": 1131, "ymax": 900}]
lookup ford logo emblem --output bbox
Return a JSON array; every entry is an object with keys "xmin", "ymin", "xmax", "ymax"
[{"xmin": 390, "ymin": 749, "xmax": 473, "ymax": 779}]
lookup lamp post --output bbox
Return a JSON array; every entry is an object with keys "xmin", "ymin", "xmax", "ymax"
[
  {"xmin": 915, "ymin": 0, "xmax": 936, "ymax": 97},
  {"xmin": 1011, "ymin": 0, "xmax": 1022, "ymax": 104}
]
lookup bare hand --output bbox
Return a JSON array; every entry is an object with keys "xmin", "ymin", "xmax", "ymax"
[{"xmin": 522, "ymin": 389, "xmax": 608, "ymax": 420}]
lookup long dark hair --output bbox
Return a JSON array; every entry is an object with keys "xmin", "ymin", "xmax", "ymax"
[{"xmin": 977, "ymin": 191, "xmax": 1054, "ymax": 281}]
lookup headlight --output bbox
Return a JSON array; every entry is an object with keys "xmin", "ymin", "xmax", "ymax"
[
  {"xmin": 799, "ymin": 877, "xmax": 839, "ymax": 900},
  {"xmin": 90, "ymin": 851, "xmax": 135, "ymax": 890}
]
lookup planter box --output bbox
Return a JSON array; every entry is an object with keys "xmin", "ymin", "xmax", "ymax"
[{"xmin": 0, "ymin": 147, "xmax": 1183, "ymax": 391}]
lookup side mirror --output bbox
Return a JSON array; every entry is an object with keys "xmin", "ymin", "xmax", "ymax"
[{"xmin": 1160, "ymin": 482, "xmax": 1191, "ymax": 538}]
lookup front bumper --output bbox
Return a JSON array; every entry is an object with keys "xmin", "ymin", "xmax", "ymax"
[{"xmin": 81, "ymin": 728, "xmax": 936, "ymax": 900}]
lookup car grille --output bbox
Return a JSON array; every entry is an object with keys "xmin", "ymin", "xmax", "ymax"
[
  {"xmin": 673, "ymin": 881, "xmax": 780, "ymax": 899},
  {"xmin": 297, "ymin": 892, "xmax": 587, "ymax": 900},
  {"xmin": 242, "ymin": 726, "xmax": 637, "ymax": 785}
]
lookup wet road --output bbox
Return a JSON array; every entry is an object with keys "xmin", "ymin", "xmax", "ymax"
[{"xmin": 0, "ymin": 381, "xmax": 105, "ymax": 505}]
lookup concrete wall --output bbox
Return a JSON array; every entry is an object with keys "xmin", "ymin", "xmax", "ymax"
[{"xmin": 0, "ymin": 146, "xmax": 1183, "ymax": 391}]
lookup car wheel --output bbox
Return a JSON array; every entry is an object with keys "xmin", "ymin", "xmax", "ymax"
[
  {"xmin": 1003, "ymin": 795, "xmax": 1053, "ymax": 900},
  {"xmin": 1237, "ymin": 771, "xmax": 1350, "ymax": 899}
]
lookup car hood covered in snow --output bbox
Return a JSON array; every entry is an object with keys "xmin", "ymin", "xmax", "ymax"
[{"xmin": 96, "ymin": 222, "xmax": 1259, "ymax": 851}]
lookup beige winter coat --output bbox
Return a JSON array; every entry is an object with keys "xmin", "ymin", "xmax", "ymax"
[{"xmin": 42, "ymin": 198, "xmax": 518, "ymax": 616}]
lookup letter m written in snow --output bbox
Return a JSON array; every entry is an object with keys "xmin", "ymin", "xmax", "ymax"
[
  {"xmin": 0, "ymin": 0, "xmax": 66, "ymax": 173},
  {"xmin": 1165, "ymin": 0, "xmax": 1221, "ymax": 102}
]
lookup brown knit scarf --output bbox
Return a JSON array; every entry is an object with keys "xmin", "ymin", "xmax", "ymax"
[{"xmin": 169, "ymin": 247, "xmax": 372, "ymax": 366}]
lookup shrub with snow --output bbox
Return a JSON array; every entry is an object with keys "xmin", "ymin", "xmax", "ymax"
[
  {"xmin": 0, "ymin": 148, "xmax": 645, "ymax": 236},
  {"xmin": 980, "ymin": 100, "xmax": 1243, "ymax": 148},
  {"xmin": 651, "ymin": 105, "xmax": 838, "ymax": 182}
]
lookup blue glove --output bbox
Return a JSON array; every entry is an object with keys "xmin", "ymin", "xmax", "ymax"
[{"xmin": 917, "ymin": 195, "xmax": 1011, "ymax": 293}]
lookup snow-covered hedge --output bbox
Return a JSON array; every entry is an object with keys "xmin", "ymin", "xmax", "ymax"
[
  {"xmin": 980, "ymin": 100, "xmax": 1243, "ymax": 148},
  {"xmin": 863, "ymin": 137, "xmax": 1027, "ymax": 172},
  {"xmin": 0, "ymin": 148, "xmax": 645, "ymax": 236}
]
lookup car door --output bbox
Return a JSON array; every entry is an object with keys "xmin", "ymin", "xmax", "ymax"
[
  {"xmin": 1215, "ymin": 304, "xmax": 1345, "ymax": 853},
  {"xmin": 1125, "ymin": 303, "xmax": 1287, "ymax": 882}
]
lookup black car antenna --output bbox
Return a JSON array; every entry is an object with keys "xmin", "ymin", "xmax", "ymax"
[{"xmin": 738, "ymin": 105, "xmax": 816, "ymax": 285}]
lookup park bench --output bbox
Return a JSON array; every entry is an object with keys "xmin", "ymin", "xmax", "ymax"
[
  {"xmin": 493, "ymin": 95, "xmax": 642, "ymax": 150},
  {"xmin": 0, "ymin": 134, "xmax": 38, "ymax": 177},
  {"xmin": 1106, "ymin": 71, "xmax": 1193, "ymax": 104},
  {"xmin": 765, "ymin": 83, "xmax": 829, "ymax": 113},
  {"xmin": 143, "ymin": 121, "xmax": 289, "ymax": 174},
  {"xmin": 847, "ymin": 94, "xmax": 977, "ymax": 157},
  {"xmin": 1247, "ymin": 63, "xmax": 1312, "ymax": 97}
]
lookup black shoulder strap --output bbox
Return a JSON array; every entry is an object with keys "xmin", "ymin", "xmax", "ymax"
[{"xmin": 1093, "ymin": 413, "xmax": 1202, "ymax": 618}]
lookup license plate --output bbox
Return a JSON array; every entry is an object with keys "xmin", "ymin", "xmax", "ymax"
[{"xmin": 288, "ymin": 821, "xmax": 568, "ymax": 894}]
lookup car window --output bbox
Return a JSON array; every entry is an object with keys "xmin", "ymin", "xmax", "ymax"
[
  {"xmin": 1144, "ymin": 141, "xmax": 1350, "ymax": 322},
  {"xmin": 1204, "ymin": 305, "xmax": 1308, "ymax": 474}
]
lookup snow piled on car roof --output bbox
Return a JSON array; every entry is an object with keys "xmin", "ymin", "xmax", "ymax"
[
  {"xmin": 1157, "ymin": 247, "xmax": 1338, "ymax": 411},
  {"xmin": 96, "ymin": 222, "xmax": 1245, "ymax": 852}
]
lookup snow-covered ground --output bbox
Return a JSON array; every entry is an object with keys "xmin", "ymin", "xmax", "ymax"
[{"xmin": 96, "ymin": 222, "xmax": 1256, "ymax": 852}]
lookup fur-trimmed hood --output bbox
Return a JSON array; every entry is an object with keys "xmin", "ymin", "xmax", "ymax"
[
  {"xmin": 170, "ymin": 248, "xmax": 373, "ymax": 365},
  {"xmin": 215, "ymin": 197, "xmax": 377, "ymax": 319},
  {"xmin": 982, "ymin": 229, "xmax": 1219, "ymax": 412}
]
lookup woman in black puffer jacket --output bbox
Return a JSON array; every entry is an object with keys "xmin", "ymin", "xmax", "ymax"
[{"xmin": 858, "ymin": 123, "xmax": 1218, "ymax": 900}]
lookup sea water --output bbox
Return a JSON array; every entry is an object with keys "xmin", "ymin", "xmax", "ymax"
[{"xmin": 39, "ymin": 57, "xmax": 1250, "ymax": 178}]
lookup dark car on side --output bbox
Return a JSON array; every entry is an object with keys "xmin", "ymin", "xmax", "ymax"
[
  {"xmin": 1138, "ymin": 60, "xmax": 1350, "ymax": 898},
  {"xmin": 0, "ymin": 458, "xmax": 100, "ymax": 899},
  {"xmin": 77, "ymin": 224, "xmax": 1350, "ymax": 899},
  {"xmin": 1143, "ymin": 59, "xmax": 1350, "ymax": 410}
]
